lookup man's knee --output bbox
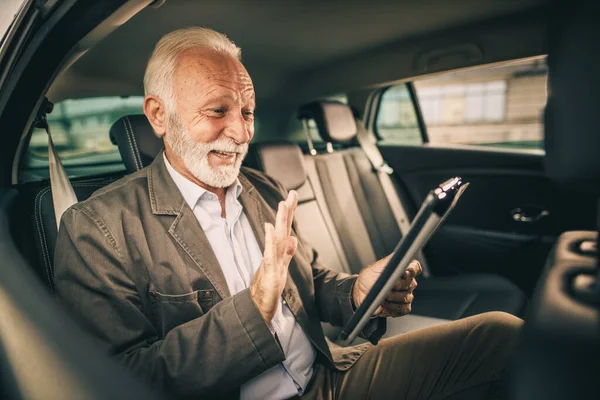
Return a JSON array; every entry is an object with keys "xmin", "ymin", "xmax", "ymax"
[{"xmin": 469, "ymin": 311, "xmax": 523, "ymax": 348}]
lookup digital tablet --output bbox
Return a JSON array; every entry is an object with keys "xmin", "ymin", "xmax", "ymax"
[{"xmin": 339, "ymin": 176, "xmax": 470, "ymax": 344}]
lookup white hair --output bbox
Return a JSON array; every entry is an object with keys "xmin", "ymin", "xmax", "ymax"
[{"xmin": 143, "ymin": 27, "xmax": 241, "ymax": 112}]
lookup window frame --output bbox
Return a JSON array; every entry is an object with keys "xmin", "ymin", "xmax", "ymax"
[
  {"xmin": 373, "ymin": 82, "xmax": 429, "ymax": 144},
  {"xmin": 372, "ymin": 57, "xmax": 547, "ymax": 151}
]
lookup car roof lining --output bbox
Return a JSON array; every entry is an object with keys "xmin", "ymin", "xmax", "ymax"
[{"xmin": 48, "ymin": 0, "xmax": 549, "ymax": 106}]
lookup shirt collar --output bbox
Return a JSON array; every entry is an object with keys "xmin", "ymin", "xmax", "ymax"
[{"xmin": 163, "ymin": 152, "xmax": 243, "ymax": 210}]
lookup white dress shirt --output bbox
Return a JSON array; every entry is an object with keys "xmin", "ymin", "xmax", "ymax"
[{"xmin": 164, "ymin": 154, "xmax": 316, "ymax": 399}]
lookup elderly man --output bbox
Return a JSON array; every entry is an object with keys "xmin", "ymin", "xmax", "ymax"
[{"xmin": 54, "ymin": 27, "xmax": 522, "ymax": 400}]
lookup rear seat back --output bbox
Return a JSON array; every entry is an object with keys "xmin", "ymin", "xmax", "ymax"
[
  {"xmin": 245, "ymin": 142, "xmax": 351, "ymax": 276},
  {"xmin": 297, "ymin": 101, "xmax": 403, "ymax": 271}
]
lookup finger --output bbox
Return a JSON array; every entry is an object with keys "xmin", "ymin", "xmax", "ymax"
[
  {"xmin": 385, "ymin": 292, "xmax": 415, "ymax": 304},
  {"xmin": 275, "ymin": 201, "xmax": 288, "ymax": 254},
  {"xmin": 393, "ymin": 277, "xmax": 411, "ymax": 291},
  {"xmin": 373, "ymin": 305, "xmax": 384, "ymax": 317},
  {"xmin": 263, "ymin": 222, "xmax": 275, "ymax": 269},
  {"xmin": 385, "ymin": 291, "xmax": 415, "ymax": 305},
  {"xmin": 381, "ymin": 301, "xmax": 412, "ymax": 317},
  {"xmin": 407, "ymin": 260, "xmax": 423, "ymax": 279},
  {"xmin": 285, "ymin": 191, "xmax": 298, "ymax": 237},
  {"xmin": 393, "ymin": 277, "xmax": 418, "ymax": 292},
  {"xmin": 413, "ymin": 260, "xmax": 423, "ymax": 276}
]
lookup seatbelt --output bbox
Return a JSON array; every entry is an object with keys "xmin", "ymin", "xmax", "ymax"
[
  {"xmin": 355, "ymin": 121, "xmax": 430, "ymax": 277},
  {"xmin": 36, "ymin": 98, "xmax": 78, "ymax": 229}
]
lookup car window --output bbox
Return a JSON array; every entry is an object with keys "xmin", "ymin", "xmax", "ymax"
[
  {"xmin": 21, "ymin": 96, "xmax": 144, "ymax": 182},
  {"xmin": 376, "ymin": 57, "xmax": 548, "ymax": 150},
  {"xmin": 376, "ymin": 84, "xmax": 423, "ymax": 145}
]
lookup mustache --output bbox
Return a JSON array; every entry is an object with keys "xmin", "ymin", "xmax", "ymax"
[{"xmin": 206, "ymin": 138, "xmax": 248, "ymax": 154}]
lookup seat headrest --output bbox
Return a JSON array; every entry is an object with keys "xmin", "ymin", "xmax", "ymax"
[
  {"xmin": 544, "ymin": 2, "xmax": 600, "ymax": 192},
  {"xmin": 109, "ymin": 115, "xmax": 163, "ymax": 173},
  {"xmin": 297, "ymin": 101, "xmax": 357, "ymax": 144},
  {"xmin": 245, "ymin": 142, "xmax": 307, "ymax": 190}
]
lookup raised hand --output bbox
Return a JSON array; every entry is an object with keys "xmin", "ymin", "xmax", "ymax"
[{"xmin": 249, "ymin": 191, "xmax": 298, "ymax": 323}]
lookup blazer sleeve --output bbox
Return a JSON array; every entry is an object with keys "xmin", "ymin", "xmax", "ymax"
[
  {"xmin": 54, "ymin": 206, "xmax": 285, "ymax": 399},
  {"xmin": 302, "ymin": 242, "xmax": 386, "ymax": 344}
]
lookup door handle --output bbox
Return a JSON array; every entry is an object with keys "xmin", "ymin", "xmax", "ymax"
[{"xmin": 511, "ymin": 207, "xmax": 550, "ymax": 223}]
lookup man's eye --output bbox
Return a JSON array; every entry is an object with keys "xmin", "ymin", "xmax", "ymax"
[
  {"xmin": 212, "ymin": 109, "xmax": 225, "ymax": 114},
  {"xmin": 243, "ymin": 111, "xmax": 255, "ymax": 118}
]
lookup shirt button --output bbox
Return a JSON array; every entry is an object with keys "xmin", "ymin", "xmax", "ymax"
[{"xmin": 282, "ymin": 298, "xmax": 287, "ymax": 305}]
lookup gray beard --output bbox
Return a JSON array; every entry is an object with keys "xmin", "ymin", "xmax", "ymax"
[{"xmin": 165, "ymin": 115, "xmax": 248, "ymax": 188}]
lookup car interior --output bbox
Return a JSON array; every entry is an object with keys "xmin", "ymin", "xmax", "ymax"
[{"xmin": 0, "ymin": 0, "xmax": 598, "ymax": 399}]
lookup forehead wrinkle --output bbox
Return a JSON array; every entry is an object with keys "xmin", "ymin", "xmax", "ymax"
[{"xmin": 174, "ymin": 51, "xmax": 255, "ymax": 108}]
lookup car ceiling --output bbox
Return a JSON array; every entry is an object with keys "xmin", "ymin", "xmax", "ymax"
[{"xmin": 48, "ymin": 0, "xmax": 548, "ymax": 105}]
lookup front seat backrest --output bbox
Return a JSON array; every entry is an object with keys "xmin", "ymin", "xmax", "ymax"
[{"xmin": 109, "ymin": 114, "xmax": 164, "ymax": 173}]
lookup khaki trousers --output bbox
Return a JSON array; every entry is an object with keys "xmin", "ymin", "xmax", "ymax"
[{"xmin": 300, "ymin": 311, "xmax": 523, "ymax": 400}]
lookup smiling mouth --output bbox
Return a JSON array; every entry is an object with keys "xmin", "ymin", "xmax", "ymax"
[{"xmin": 210, "ymin": 150, "xmax": 237, "ymax": 160}]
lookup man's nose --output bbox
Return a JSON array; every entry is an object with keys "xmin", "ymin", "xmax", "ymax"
[{"xmin": 223, "ymin": 111, "xmax": 251, "ymax": 144}]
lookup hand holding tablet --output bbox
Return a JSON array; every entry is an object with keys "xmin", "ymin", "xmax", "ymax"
[
  {"xmin": 339, "ymin": 177, "xmax": 470, "ymax": 344},
  {"xmin": 352, "ymin": 258, "xmax": 422, "ymax": 318}
]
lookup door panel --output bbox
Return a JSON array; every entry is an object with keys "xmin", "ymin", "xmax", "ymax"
[{"xmin": 380, "ymin": 144, "xmax": 597, "ymax": 294}]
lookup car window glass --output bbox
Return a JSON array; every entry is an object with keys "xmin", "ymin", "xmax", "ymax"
[
  {"xmin": 377, "ymin": 57, "xmax": 548, "ymax": 150},
  {"xmin": 21, "ymin": 96, "xmax": 144, "ymax": 182}
]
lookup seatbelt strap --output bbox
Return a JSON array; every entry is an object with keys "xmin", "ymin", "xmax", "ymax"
[
  {"xmin": 37, "ymin": 99, "xmax": 78, "ymax": 229},
  {"xmin": 355, "ymin": 121, "xmax": 430, "ymax": 276},
  {"xmin": 301, "ymin": 119, "xmax": 318, "ymax": 156}
]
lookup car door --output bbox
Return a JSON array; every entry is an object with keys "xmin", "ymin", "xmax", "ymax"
[{"xmin": 368, "ymin": 57, "xmax": 597, "ymax": 295}]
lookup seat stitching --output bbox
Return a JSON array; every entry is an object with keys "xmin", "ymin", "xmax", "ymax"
[
  {"xmin": 125, "ymin": 116, "xmax": 142, "ymax": 170},
  {"xmin": 343, "ymin": 150, "xmax": 387, "ymax": 259},
  {"xmin": 123, "ymin": 117, "xmax": 142, "ymax": 171},
  {"xmin": 35, "ymin": 183, "xmax": 109, "ymax": 292},
  {"xmin": 125, "ymin": 116, "xmax": 143, "ymax": 171},
  {"xmin": 35, "ymin": 187, "xmax": 53, "ymax": 291},
  {"xmin": 314, "ymin": 156, "xmax": 364, "ymax": 273}
]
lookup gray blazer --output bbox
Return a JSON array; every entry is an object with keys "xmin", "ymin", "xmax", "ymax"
[{"xmin": 54, "ymin": 154, "xmax": 384, "ymax": 399}]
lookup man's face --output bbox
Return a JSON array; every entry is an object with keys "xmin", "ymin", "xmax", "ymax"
[{"xmin": 164, "ymin": 49, "xmax": 255, "ymax": 188}]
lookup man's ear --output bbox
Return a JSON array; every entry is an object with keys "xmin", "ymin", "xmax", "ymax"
[{"xmin": 143, "ymin": 95, "xmax": 167, "ymax": 137}]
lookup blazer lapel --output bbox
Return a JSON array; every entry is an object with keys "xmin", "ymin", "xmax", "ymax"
[{"xmin": 148, "ymin": 154, "xmax": 231, "ymax": 300}]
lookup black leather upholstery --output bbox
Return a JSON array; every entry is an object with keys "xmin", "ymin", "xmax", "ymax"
[
  {"xmin": 298, "ymin": 101, "xmax": 357, "ymax": 144},
  {"xmin": 109, "ymin": 115, "xmax": 163, "ymax": 173},
  {"xmin": 246, "ymin": 142, "xmax": 307, "ymax": 190},
  {"xmin": 31, "ymin": 179, "xmax": 120, "ymax": 292}
]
